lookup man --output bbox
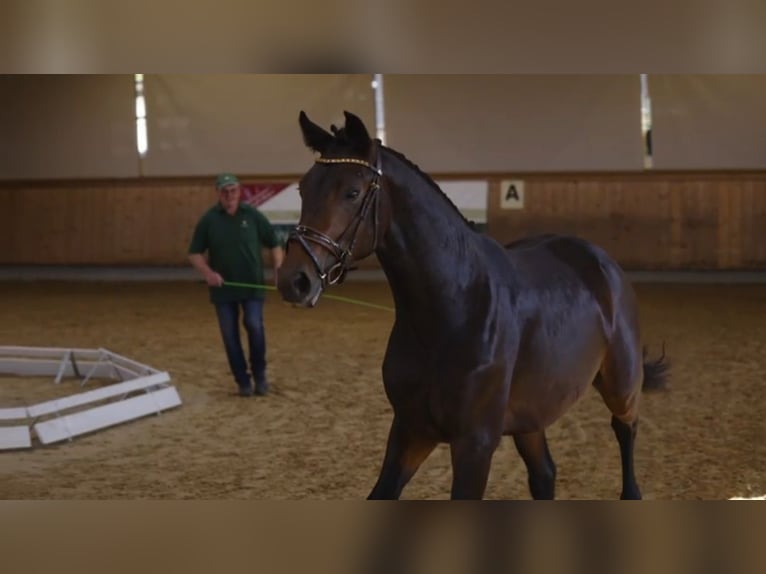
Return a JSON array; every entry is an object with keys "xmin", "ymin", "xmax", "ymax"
[{"xmin": 188, "ymin": 173, "xmax": 284, "ymax": 397}]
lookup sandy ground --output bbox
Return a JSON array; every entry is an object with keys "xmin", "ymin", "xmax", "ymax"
[{"xmin": 0, "ymin": 279, "xmax": 764, "ymax": 500}]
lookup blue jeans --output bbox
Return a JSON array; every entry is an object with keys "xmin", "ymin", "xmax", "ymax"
[{"xmin": 214, "ymin": 298, "xmax": 266, "ymax": 389}]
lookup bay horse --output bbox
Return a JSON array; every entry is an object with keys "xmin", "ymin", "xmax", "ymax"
[{"xmin": 277, "ymin": 110, "xmax": 669, "ymax": 500}]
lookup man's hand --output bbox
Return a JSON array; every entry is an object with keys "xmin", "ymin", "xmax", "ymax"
[
  {"xmin": 189, "ymin": 253, "xmax": 224, "ymax": 287},
  {"xmin": 205, "ymin": 270, "xmax": 224, "ymax": 287}
]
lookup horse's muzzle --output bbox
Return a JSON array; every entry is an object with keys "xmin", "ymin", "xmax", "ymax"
[{"xmin": 277, "ymin": 268, "xmax": 323, "ymax": 308}]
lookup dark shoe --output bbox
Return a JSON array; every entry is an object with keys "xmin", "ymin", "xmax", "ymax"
[
  {"xmin": 238, "ymin": 385, "xmax": 254, "ymax": 397},
  {"xmin": 254, "ymin": 378, "xmax": 269, "ymax": 396}
]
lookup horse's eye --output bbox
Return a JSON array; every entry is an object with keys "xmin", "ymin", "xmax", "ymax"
[{"xmin": 346, "ymin": 189, "xmax": 361, "ymax": 200}]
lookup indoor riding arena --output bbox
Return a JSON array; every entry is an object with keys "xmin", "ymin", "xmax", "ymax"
[{"xmin": 1, "ymin": 75, "xmax": 764, "ymax": 500}]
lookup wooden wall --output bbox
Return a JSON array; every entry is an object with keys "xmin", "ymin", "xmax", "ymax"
[
  {"xmin": 1, "ymin": 171, "xmax": 765, "ymax": 270},
  {"xmin": 0, "ymin": 178, "xmax": 230, "ymax": 265},
  {"xmin": 487, "ymin": 171, "xmax": 766, "ymax": 270}
]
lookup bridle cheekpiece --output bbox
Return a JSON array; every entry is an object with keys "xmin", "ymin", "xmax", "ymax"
[{"xmin": 287, "ymin": 143, "xmax": 383, "ymax": 287}]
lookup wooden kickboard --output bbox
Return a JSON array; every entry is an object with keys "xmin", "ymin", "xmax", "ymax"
[
  {"xmin": 0, "ymin": 359, "xmax": 139, "ymax": 380},
  {"xmin": 0, "ymin": 426, "xmax": 32, "ymax": 449},
  {"xmin": 95, "ymin": 348, "xmax": 160, "ymax": 376},
  {"xmin": 0, "ymin": 407, "xmax": 30, "ymax": 421},
  {"xmin": 0, "ymin": 346, "xmax": 102, "ymax": 359},
  {"xmin": 27, "ymin": 372, "xmax": 171, "ymax": 419},
  {"xmin": 33, "ymin": 386, "xmax": 182, "ymax": 445},
  {"xmin": 0, "ymin": 348, "xmax": 158, "ymax": 379}
]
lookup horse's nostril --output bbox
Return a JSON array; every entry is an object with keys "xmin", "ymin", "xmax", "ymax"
[{"xmin": 292, "ymin": 272, "xmax": 311, "ymax": 297}]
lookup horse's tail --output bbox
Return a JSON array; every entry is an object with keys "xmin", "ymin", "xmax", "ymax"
[{"xmin": 642, "ymin": 342, "xmax": 670, "ymax": 392}]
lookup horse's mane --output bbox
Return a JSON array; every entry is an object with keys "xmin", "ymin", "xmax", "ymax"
[
  {"xmin": 382, "ymin": 146, "xmax": 478, "ymax": 231},
  {"xmin": 329, "ymin": 125, "xmax": 477, "ymax": 231}
]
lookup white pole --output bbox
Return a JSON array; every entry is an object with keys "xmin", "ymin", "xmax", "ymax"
[
  {"xmin": 372, "ymin": 74, "xmax": 386, "ymax": 145},
  {"xmin": 640, "ymin": 73, "xmax": 653, "ymax": 169}
]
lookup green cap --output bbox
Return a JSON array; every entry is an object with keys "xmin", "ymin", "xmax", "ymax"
[{"xmin": 215, "ymin": 173, "xmax": 239, "ymax": 189}]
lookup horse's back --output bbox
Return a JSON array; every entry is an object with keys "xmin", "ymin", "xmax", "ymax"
[{"xmin": 504, "ymin": 233, "xmax": 632, "ymax": 313}]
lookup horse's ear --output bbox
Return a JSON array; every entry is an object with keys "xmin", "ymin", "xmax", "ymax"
[
  {"xmin": 343, "ymin": 110, "xmax": 372, "ymax": 155},
  {"xmin": 299, "ymin": 110, "xmax": 334, "ymax": 155}
]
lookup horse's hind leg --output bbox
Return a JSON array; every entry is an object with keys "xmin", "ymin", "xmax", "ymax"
[
  {"xmin": 512, "ymin": 431, "xmax": 557, "ymax": 499},
  {"xmin": 593, "ymin": 336, "xmax": 644, "ymax": 500},
  {"xmin": 609, "ymin": 412, "xmax": 641, "ymax": 500},
  {"xmin": 367, "ymin": 416, "xmax": 437, "ymax": 500}
]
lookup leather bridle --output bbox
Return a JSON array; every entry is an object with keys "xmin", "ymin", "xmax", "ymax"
[{"xmin": 287, "ymin": 144, "xmax": 383, "ymax": 287}]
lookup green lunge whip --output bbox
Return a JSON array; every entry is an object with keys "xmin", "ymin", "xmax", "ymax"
[{"xmin": 221, "ymin": 281, "xmax": 395, "ymax": 313}]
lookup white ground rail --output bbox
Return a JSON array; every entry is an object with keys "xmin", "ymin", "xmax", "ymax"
[{"xmin": 0, "ymin": 346, "xmax": 181, "ymax": 450}]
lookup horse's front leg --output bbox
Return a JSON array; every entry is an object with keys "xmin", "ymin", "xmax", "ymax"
[
  {"xmin": 448, "ymin": 362, "xmax": 509, "ymax": 500},
  {"xmin": 367, "ymin": 416, "xmax": 437, "ymax": 500},
  {"xmin": 449, "ymin": 429, "xmax": 502, "ymax": 500}
]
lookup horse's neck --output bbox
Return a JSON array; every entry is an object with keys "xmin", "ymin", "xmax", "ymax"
[{"xmin": 376, "ymin": 153, "xmax": 482, "ymax": 320}]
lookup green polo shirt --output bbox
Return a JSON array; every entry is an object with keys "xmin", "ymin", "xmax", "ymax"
[{"xmin": 188, "ymin": 203, "xmax": 280, "ymax": 303}]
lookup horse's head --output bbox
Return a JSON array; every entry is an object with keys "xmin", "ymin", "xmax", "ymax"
[{"xmin": 278, "ymin": 110, "xmax": 385, "ymax": 307}]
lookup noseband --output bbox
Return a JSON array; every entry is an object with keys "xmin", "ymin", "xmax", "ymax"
[{"xmin": 287, "ymin": 146, "xmax": 383, "ymax": 287}]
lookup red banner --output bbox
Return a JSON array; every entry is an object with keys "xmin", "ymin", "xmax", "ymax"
[{"xmin": 240, "ymin": 183, "xmax": 292, "ymax": 207}]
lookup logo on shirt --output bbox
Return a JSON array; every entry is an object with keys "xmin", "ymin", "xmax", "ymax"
[{"xmin": 240, "ymin": 219, "xmax": 248, "ymax": 228}]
